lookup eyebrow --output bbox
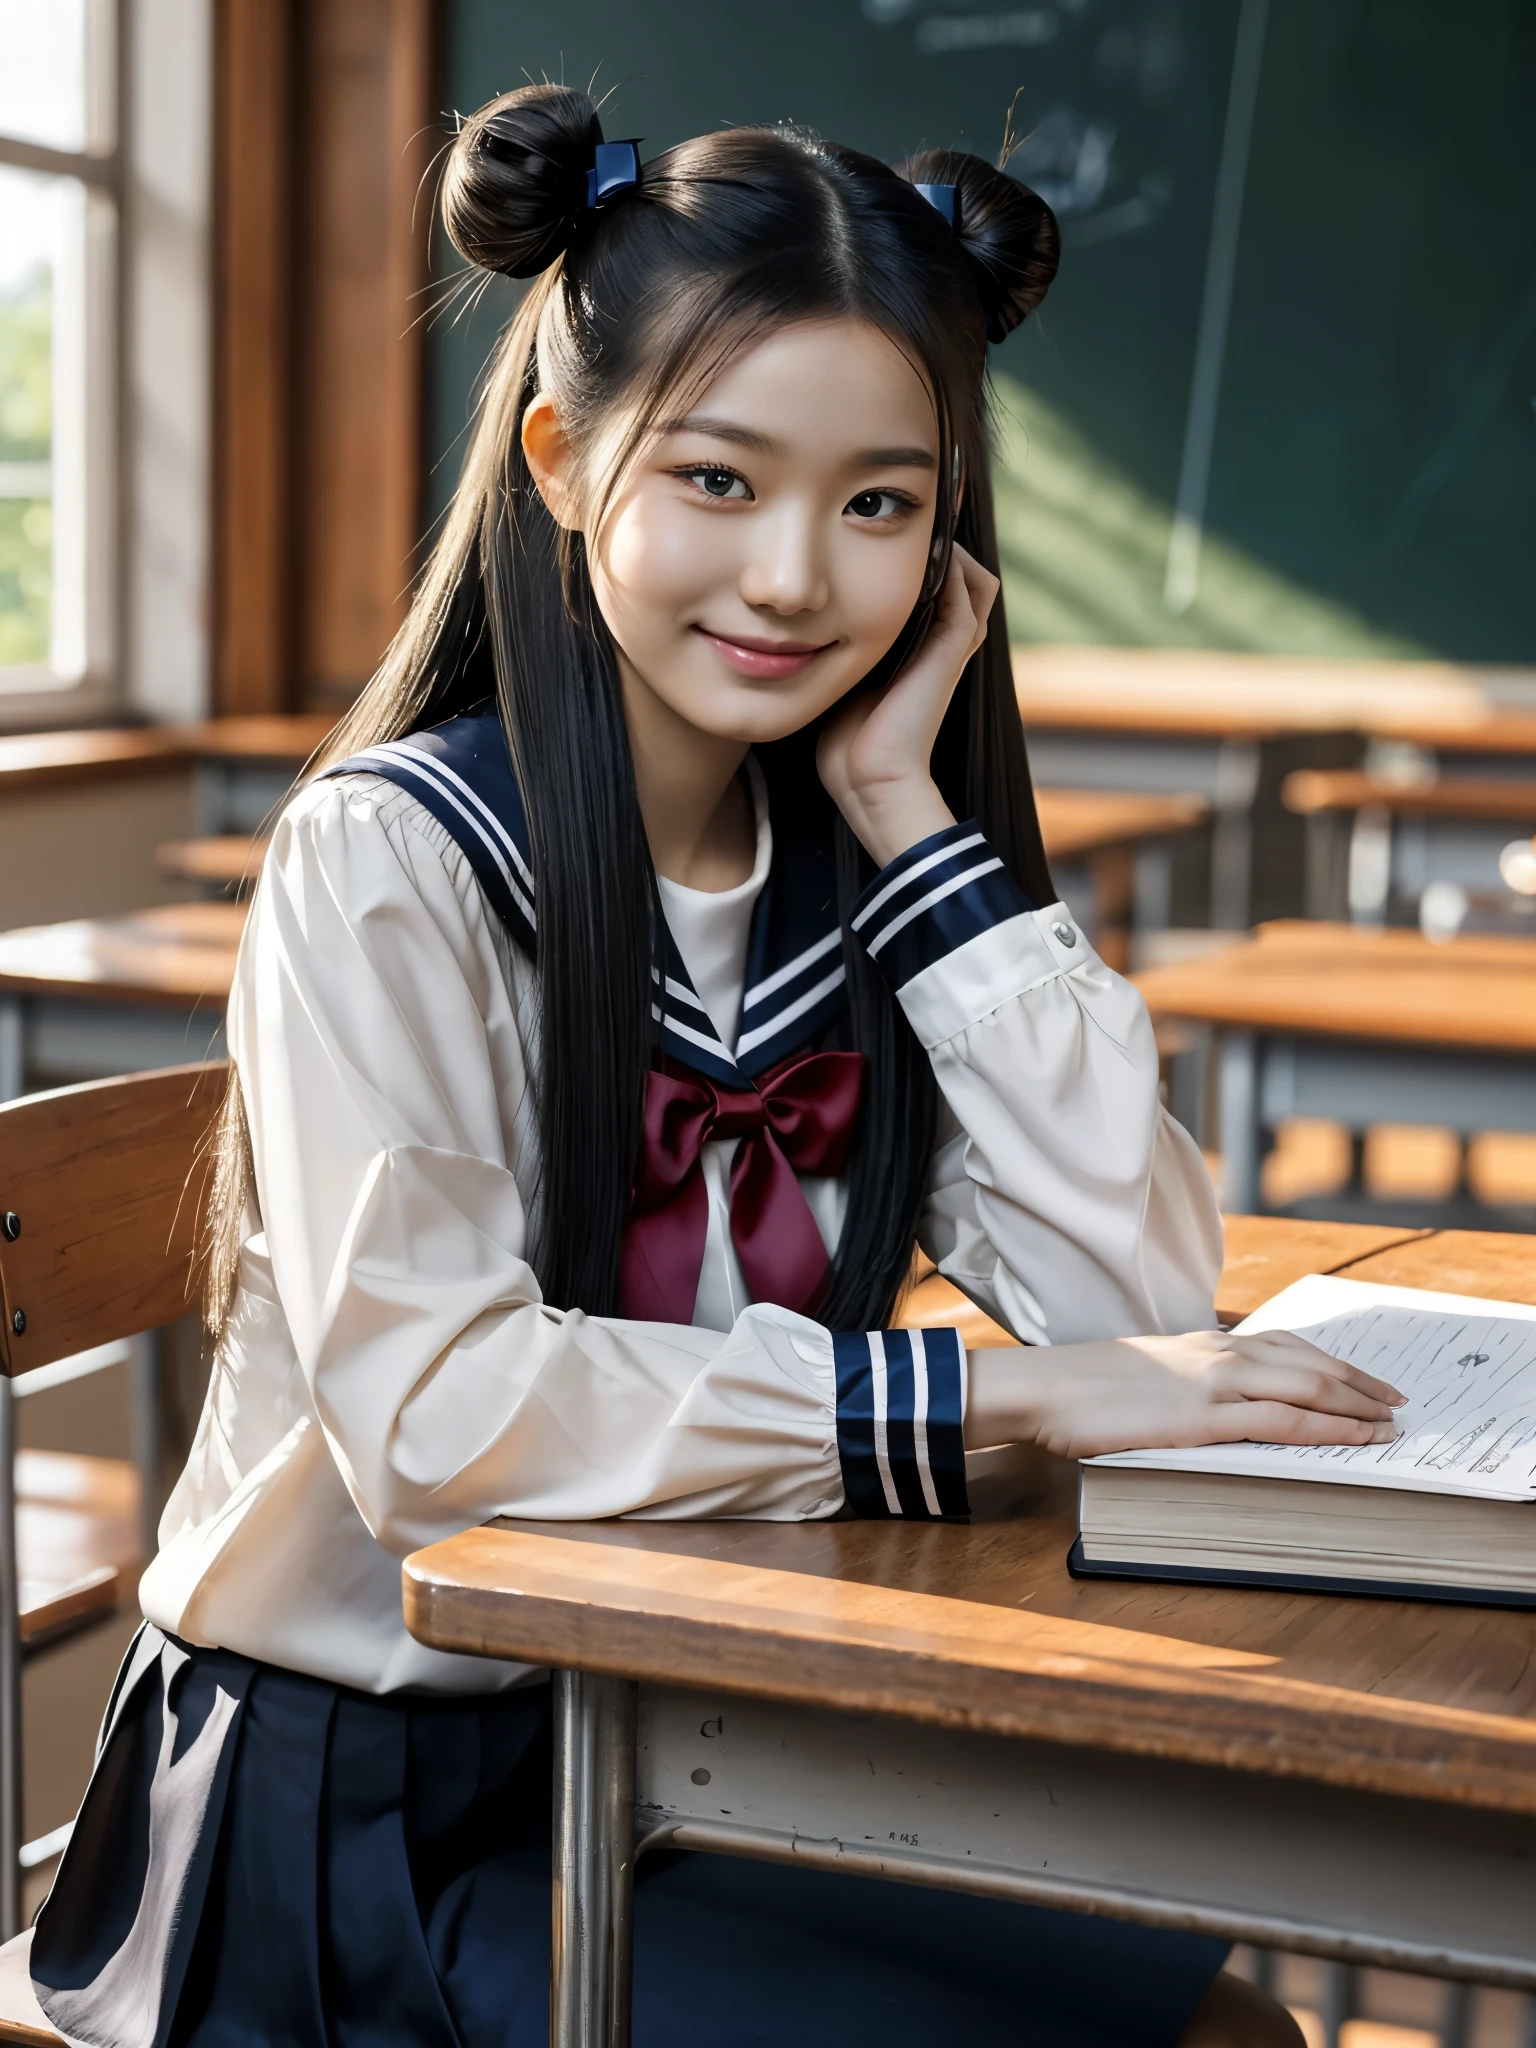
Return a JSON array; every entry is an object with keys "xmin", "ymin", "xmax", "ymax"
[{"xmin": 664, "ymin": 414, "xmax": 938, "ymax": 470}]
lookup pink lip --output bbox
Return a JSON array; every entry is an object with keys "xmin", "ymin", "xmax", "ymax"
[{"xmin": 695, "ymin": 628, "xmax": 833, "ymax": 680}]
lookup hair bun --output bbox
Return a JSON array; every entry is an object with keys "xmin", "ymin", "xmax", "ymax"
[
  {"xmin": 442, "ymin": 83, "xmax": 605, "ymax": 279},
  {"xmin": 904, "ymin": 148, "xmax": 1059, "ymax": 343}
]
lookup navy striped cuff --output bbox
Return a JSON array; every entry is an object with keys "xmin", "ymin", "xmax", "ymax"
[
  {"xmin": 832, "ymin": 1327, "xmax": 969, "ymax": 1521},
  {"xmin": 849, "ymin": 821, "xmax": 1033, "ymax": 989}
]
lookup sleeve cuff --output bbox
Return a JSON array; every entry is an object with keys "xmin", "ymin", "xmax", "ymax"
[
  {"xmin": 832, "ymin": 1327, "xmax": 969, "ymax": 1520},
  {"xmin": 849, "ymin": 821, "xmax": 1034, "ymax": 991}
]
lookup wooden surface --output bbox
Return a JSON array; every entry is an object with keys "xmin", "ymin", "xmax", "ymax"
[
  {"xmin": 1134, "ymin": 920, "xmax": 1536, "ymax": 1052},
  {"xmin": 18, "ymin": 1451, "xmax": 138, "ymax": 1648},
  {"xmin": 0, "ymin": 729, "xmax": 184, "ymax": 795},
  {"xmin": 0, "ymin": 903, "xmax": 244, "ymax": 1006},
  {"xmin": 0, "ymin": 718, "xmax": 334, "ymax": 793},
  {"xmin": 1035, "ymin": 788, "xmax": 1210, "ymax": 860},
  {"xmin": 214, "ymin": 0, "xmax": 296, "ymax": 717},
  {"xmin": 1283, "ymin": 769, "xmax": 1536, "ymax": 820},
  {"xmin": 0, "ymin": 1933, "xmax": 59, "ymax": 2047},
  {"xmin": 900, "ymin": 1217, "xmax": 1532, "ymax": 1343},
  {"xmin": 299, "ymin": 0, "xmax": 432, "ymax": 709},
  {"xmin": 1013, "ymin": 646, "xmax": 1536, "ymax": 745},
  {"xmin": 157, "ymin": 836, "xmax": 270, "ymax": 888},
  {"xmin": 174, "ymin": 716, "xmax": 335, "ymax": 763},
  {"xmin": 0, "ymin": 1063, "xmax": 227, "ymax": 1374},
  {"xmin": 406, "ymin": 1221, "xmax": 1536, "ymax": 1818}
]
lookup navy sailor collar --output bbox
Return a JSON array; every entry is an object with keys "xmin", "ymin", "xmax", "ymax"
[{"xmin": 326, "ymin": 707, "xmax": 848, "ymax": 1087}]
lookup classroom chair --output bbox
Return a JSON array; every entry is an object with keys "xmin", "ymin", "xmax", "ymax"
[{"xmin": 0, "ymin": 1060, "xmax": 224, "ymax": 2002}]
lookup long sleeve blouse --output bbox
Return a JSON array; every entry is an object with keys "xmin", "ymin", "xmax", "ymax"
[{"xmin": 139, "ymin": 741, "xmax": 1222, "ymax": 1695}]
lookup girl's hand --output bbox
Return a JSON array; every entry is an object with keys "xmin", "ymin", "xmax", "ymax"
[
  {"xmin": 817, "ymin": 543, "xmax": 998, "ymax": 869},
  {"xmin": 967, "ymin": 1328, "xmax": 1405, "ymax": 1462}
]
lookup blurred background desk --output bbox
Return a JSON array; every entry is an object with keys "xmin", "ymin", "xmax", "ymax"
[
  {"xmin": 1283, "ymin": 769, "xmax": 1536, "ymax": 931},
  {"xmin": 1134, "ymin": 923, "xmax": 1536, "ymax": 1225},
  {"xmin": 0, "ymin": 904, "xmax": 241, "ymax": 1102}
]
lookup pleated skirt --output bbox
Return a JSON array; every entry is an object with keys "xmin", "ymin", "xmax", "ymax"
[{"xmin": 30, "ymin": 1626, "xmax": 1228, "ymax": 2048}]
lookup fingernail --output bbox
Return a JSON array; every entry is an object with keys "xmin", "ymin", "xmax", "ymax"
[{"xmin": 1371, "ymin": 1421, "xmax": 1400, "ymax": 1442}]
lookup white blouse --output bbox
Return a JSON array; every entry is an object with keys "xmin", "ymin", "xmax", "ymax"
[{"xmin": 140, "ymin": 764, "xmax": 1223, "ymax": 1695}]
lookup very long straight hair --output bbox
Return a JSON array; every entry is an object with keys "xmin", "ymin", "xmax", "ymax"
[{"xmin": 206, "ymin": 104, "xmax": 1056, "ymax": 1337}]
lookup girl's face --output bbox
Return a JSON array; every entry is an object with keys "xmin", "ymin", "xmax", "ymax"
[{"xmin": 526, "ymin": 319, "xmax": 943, "ymax": 745}]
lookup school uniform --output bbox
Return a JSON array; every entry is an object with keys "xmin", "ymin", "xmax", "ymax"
[{"xmin": 32, "ymin": 708, "xmax": 1228, "ymax": 2046}]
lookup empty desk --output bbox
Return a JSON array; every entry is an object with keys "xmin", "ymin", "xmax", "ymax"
[
  {"xmin": 0, "ymin": 903, "xmax": 243, "ymax": 1101},
  {"xmin": 1134, "ymin": 922, "xmax": 1536, "ymax": 1220}
]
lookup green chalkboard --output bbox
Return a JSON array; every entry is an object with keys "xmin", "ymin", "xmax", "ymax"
[{"xmin": 428, "ymin": 1, "xmax": 1536, "ymax": 663}]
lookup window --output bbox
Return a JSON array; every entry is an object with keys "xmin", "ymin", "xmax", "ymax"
[{"xmin": 0, "ymin": 0, "xmax": 118, "ymax": 711}]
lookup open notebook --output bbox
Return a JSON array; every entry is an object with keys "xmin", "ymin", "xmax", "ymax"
[{"xmin": 1070, "ymin": 1273, "xmax": 1536, "ymax": 1607}]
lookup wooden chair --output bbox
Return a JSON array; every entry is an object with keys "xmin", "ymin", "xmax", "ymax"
[{"xmin": 0, "ymin": 1061, "xmax": 224, "ymax": 2004}]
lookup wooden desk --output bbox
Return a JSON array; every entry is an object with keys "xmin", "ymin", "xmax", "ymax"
[
  {"xmin": 156, "ymin": 835, "xmax": 269, "ymax": 894},
  {"xmin": 1134, "ymin": 922, "xmax": 1536, "ymax": 1217},
  {"xmin": 1013, "ymin": 648, "xmax": 1536, "ymax": 931},
  {"xmin": 403, "ymin": 1222, "xmax": 1536, "ymax": 2038},
  {"xmin": 1035, "ymin": 789, "xmax": 1209, "ymax": 970},
  {"xmin": 900, "ymin": 1215, "xmax": 1534, "ymax": 1348},
  {"xmin": 0, "ymin": 903, "xmax": 241, "ymax": 1100},
  {"xmin": 0, "ymin": 719, "xmax": 334, "ymax": 854},
  {"xmin": 1282, "ymin": 770, "xmax": 1536, "ymax": 925}
]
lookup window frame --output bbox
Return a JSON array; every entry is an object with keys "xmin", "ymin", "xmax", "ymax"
[{"xmin": 0, "ymin": 0, "xmax": 125, "ymax": 727}]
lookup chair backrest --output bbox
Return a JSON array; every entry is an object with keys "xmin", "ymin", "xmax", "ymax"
[{"xmin": 0, "ymin": 1063, "xmax": 229, "ymax": 1376}]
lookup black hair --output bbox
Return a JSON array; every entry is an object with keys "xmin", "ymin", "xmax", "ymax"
[{"xmin": 208, "ymin": 86, "xmax": 1059, "ymax": 1336}]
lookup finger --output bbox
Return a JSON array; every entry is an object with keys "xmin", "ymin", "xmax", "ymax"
[
  {"xmin": 1199, "ymin": 1401, "xmax": 1398, "ymax": 1449},
  {"xmin": 1234, "ymin": 1332, "xmax": 1405, "ymax": 1405},
  {"xmin": 1206, "ymin": 1362, "xmax": 1397, "ymax": 1422}
]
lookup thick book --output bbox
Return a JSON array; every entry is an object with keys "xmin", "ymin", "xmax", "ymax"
[{"xmin": 1070, "ymin": 1273, "xmax": 1536, "ymax": 1607}]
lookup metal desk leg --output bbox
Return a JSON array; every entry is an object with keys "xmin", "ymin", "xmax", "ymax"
[
  {"xmin": 552, "ymin": 1670, "xmax": 638, "ymax": 2048},
  {"xmin": 0, "ymin": 1377, "xmax": 20, "ymax": 1939},
  {"xmin": 1218, "ymin": 1030, "xmax": 1261, "ymax": 1214}
]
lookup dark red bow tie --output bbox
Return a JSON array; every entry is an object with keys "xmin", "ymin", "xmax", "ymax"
[{"xmin": 619, "ymin": 1048, "xmax": 867, "ymax": 1324}]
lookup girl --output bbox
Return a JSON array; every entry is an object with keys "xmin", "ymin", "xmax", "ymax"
[{"xmin": 32, "ymin": 87, "xmax": 1399, "ymax": 2048}]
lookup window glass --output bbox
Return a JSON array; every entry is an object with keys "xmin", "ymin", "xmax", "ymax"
[
  {"xmin": 0, "ymin": 166, "xmax": 91, "ymax": 681},
  {"xmin": 0, "ymin": 1, "xmax": 89, "ymax": 154}
]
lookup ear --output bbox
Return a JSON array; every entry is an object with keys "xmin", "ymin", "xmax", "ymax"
[{"xmin": 522, "ymin": 392, "xmax": 583, "ymax": 531}]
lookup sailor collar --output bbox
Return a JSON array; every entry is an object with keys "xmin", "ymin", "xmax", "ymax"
[{"xmin": 327, "ymin": 707, "xmax": 848, "ymax": 1086}]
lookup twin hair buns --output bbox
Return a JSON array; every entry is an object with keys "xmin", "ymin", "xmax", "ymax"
[{"xmin": 442, "ymin": 83, "xmax": 1059, "ymax": 343}]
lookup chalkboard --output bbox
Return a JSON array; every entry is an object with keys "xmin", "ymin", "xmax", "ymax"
[{"xmin": 428, "ymin": 1, "xmax": 1536, "ymax": 663}]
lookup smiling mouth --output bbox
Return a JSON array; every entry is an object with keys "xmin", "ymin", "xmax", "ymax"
[{"xmin": 694, "ymin": 627, "xmax": 835, "ymax": 680}]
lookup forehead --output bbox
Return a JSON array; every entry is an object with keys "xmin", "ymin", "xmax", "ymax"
[{"xmin": 677, "ymin": 318, "xmax": 938, "ymax": 457}]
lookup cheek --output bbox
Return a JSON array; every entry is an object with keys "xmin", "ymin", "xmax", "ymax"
[
  {"xmin": 600, "ymin": 493, "xmax": 720, "ymax": 637},
  {"xmin": 836, "ymin": 530, "xmax": 932, "ymax": 652}
]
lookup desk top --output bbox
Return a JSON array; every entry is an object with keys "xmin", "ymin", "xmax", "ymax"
[
  {"xmin": 1035, "ymin": 788, "xmax": 1209, "ymax": 860},
  {"xmin": 1134, "ymin": 919, "xmax": 1536, "ymax": 1052},
  {"xmin": 0, "ymin": 716, "xmax": 336, "ymax": 794},
  {"xmin": 157, "ymin": 836, "xmax": 269, "ymax": 888},
  {"xmin": 0, "ymin": 902, "xmax": 244, "ymax": 1006},
  {"xmin": 1282, "ymin": 770, "xmax": 1536, "ymax": 821},
  {"xmin": 406, "ymin": 1217, "xmax": 1536, "ymax": 1817},
  {"xmin": 1013, "ymin": 646, "xmax": 1536, "ymax": 749}
]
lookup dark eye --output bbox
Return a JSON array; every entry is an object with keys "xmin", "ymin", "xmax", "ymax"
[
  {"xmin": 847, "ymin": 488, "xmax": 907, "ymax": 520},
  {"xmin": 682, "ymin": 466, "xmax": 750, "ymax": 500}
]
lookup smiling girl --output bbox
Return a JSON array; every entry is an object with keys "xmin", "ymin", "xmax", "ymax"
[{"xmin": 30, "ymin": 88, "xmax": 1398, "ymax": 2048}]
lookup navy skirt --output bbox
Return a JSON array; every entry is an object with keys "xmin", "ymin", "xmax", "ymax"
[{"xmin": 31, "ymin": 1626, "xmax": 1228, "ymax": 2047}]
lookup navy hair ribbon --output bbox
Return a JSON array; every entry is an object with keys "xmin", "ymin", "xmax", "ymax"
[
  {"xmin": 587, "ymin": 140, "xmax": 642, "ymax": 208},
  {"xmin": 914, "ymin": 181, "xmax": 957, "ymax": 228}
]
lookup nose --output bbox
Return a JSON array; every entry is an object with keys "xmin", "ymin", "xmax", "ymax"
[{"xmin": 738, "ymin": 502, "xmax": 829, "ymax": 617}]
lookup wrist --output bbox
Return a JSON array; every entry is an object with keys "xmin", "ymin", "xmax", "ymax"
[
  {"xmin": 963, "ymin": 1345, "xmax": 1062, "ymax": 1450},
  {"xmin": 839, "ymin": 776, "xmax": 955, "ymax": 869}
]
